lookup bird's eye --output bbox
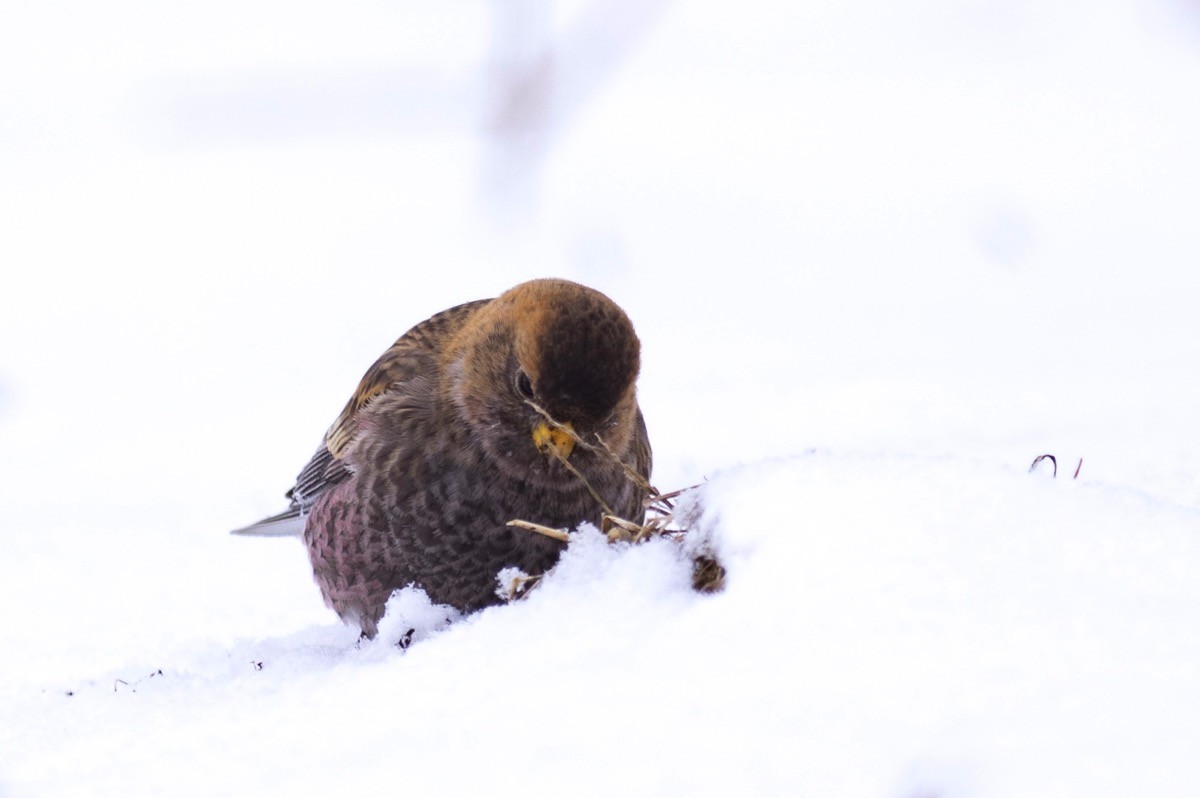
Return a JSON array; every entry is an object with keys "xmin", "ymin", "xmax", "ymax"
[{"xmin": 516, "ymin": 370, "xmax": 535, "ymax": 400}]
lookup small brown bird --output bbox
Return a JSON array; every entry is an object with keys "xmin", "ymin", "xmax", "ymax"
[{"xmin": 235, "ymin": 278, "xmax": 651, "ymax": 638}]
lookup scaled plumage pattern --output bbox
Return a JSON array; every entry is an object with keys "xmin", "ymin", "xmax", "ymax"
[{"xmin": 236, "ymin": 279, "xmax": 651, "ymax": 637}]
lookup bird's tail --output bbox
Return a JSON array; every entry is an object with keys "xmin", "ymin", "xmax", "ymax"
[{"xmin": 230, "ymin": 507, "xmax": 305, "ymax": 537}]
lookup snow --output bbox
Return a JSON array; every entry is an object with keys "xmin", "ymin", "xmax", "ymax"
[{"xmin": 4, "ymin": 1, "xmax": 1200, "ymax": 795}]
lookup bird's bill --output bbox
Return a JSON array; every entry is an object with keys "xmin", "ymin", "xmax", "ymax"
[{"xmin": 532, "ymin": 420, "xmax": 575, "ymax": 460}]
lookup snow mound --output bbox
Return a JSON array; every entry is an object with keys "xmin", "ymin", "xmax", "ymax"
[
  {"xmin": 368, "ymin": 587, "xmax": 462, "ymax": 653},
  {"xmin": 4, "ymin": 452, "xmax": 1199, "ymax": 796}
]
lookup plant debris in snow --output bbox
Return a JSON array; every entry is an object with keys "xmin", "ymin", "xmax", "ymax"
[{"xmin": 509, "ymin": 400, "xmax": 726, "ymax": 596}]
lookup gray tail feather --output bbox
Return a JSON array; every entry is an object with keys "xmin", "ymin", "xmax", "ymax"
[{"xmin": 231, "ymin": 507, "xmax": 305, "ymax": 537}]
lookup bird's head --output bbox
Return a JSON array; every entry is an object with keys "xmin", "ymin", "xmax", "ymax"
[{"xmin": 445, "ymin": 278, "xmax": 642, "ymax": 484}]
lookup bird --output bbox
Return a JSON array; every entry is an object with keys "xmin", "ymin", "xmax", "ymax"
[{"xmin": 234, "ymin": 278, "xmax": 651, "ymax": 638}]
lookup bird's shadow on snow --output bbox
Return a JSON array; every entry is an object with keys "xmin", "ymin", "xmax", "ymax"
[
  {"xmin": 63, "ymin": 593, "xmax": 468, "ymax": 699},
  {"xmin": 56, "ymin": 525, "xmax": 709, "ymax": 699},
  {"xmin": 56, "ymin": 624, "xmax": 360, "ymax": 698}
]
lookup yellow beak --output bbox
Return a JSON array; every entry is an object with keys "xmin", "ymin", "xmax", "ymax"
[{"xmin": 532, "ymin": 420, "xmax": 575, "ymax": 460}]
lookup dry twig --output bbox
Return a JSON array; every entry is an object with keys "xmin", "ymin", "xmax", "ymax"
[
  {"xmin": 1029, "ymin": 453, "xmax": 1083, "ymax": 480},
  {"xmin": 506, "ymin": 519, "xmax": 571, "ymax": 542},
  {"xmin": 1029, "ymin": 453, "xmax": 1058, "ymax": 477}
]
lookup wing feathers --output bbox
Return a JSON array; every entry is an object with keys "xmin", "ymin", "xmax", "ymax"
[
  {"xmin": 230, "ymin": 507, "xmax": 306, "ymax": 537},
  {"xmin": 231, "ymin": 298, "xmax": 491, "ymax": 536}
]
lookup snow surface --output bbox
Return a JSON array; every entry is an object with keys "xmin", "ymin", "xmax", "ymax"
[{"xmin": 4, "ymin": 1, "xmax": 1200, "ymax": 796}]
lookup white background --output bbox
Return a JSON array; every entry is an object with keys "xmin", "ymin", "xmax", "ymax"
[{"xmin": 3, "ymin": 1, "xmax": 1200, "ymax": 795}]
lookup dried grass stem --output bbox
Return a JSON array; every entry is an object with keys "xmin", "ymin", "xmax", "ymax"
[{"xmin": 506, "ymin": 519, "xmax": 571, "ymax": 542}]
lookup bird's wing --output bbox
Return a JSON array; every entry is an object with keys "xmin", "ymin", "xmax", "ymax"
[
  {"xmin": 322, "ymin": 299, "xmax": 491, "ymax": 462},
  {"xmin": 632, "ymin": 408, "xmax": 654, "ymax": 512},
  {"xmin": 231, "ymin": 299, "xmax": 491, "ymax": 536},
  {"xmin": 230, "ymin": 506, "xmax": 306, "ymax": 537},
  {"xmin": 633, "ymin": 408, "xmax": 653, "ymax": 485},
  {"xmin": 270, "ymin": 297, "xmax": 494, "ymax": 516}
]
